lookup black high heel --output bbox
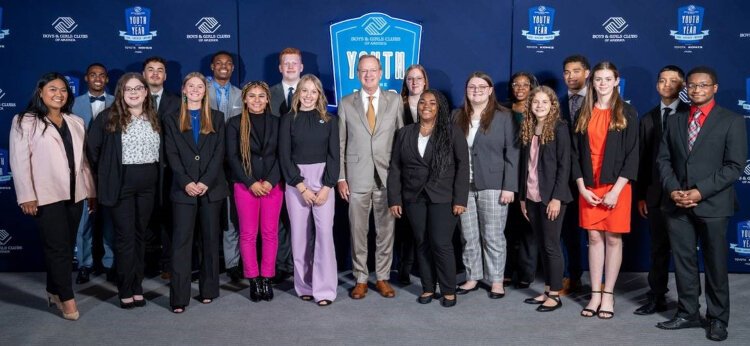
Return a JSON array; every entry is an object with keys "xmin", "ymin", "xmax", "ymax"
[
  {"xmin": 580, "ymin": 291, "xmax": 601, "ymax": 317},
  {"xmin": 249, "ymin": 278, "xmax": 261, "ymax": 302},
  {"xmin": 262, "ymin": 277, "xmax": 273, "ymax": 301},
  {"xmin": 597, "ymin": 291, "xmax": 615, "ymax": 319}
]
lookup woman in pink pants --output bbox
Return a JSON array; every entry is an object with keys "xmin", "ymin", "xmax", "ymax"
[
  {"xmin": 226, "ymin": 81, "xmax": 283, "ymax": 302},
  {"xmin": 279, "ymin": 74, "xmax": 340, "ymax": 306}
]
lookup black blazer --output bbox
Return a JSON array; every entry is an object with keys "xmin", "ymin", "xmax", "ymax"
[
  {"xmin": 402, "ymin": 103, "xmax": 416, "ymax": 126},
  {"xmin": 225, "ymin": 113, "xmax": 281, "ymax": 188},
  {"xmin": 636, "ymin": 101, "xmax": 690, "ymax": 207},
  {"xmin": 571, "ymin": 102, "xmax": 639, "ymax": 186},
  {"xmin": 86, "ymin": 108, "xmax": 165, "ymax": 207},
  {"xmin": 387, "ymin": 123, "xmax": 470, "ymax": 206},
  {"xmin": 163, "ymin": 109, "xmax": 229, "ymax": 204},
  {"xmin": 519, "ymin": 120, "xmax": 573, "ymax": 204},
  {"xmin": 559, "ymin": 92, "xmax": 572, "ymax": 125},
  {"xmin": 157, "ymin": 91, "xmax": 181, "ymax": 121},
  {"xmin": 657, "ymin": 104, "xmax": 747, "ymax": 217}
]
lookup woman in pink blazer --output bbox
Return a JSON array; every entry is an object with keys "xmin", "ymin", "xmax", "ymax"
[{"xmin": 9, "ymin": 73, "xmax": 96, "ymax": 321}]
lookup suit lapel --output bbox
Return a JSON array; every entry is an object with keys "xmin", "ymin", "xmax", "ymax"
[
  {"xmin": 675, "ymin": 111, "xmax": 689, "ymax": 155},
  {"xmin": 374, "ymin": 92, "xmax": 387, "ymax": 134},
  {"xmin": 353, "ymin": 91, "xmax": 369, "ymax": 133},
  {"xmin": 179, "ymin": 117, "xmax": 199, "ymax": 154}
]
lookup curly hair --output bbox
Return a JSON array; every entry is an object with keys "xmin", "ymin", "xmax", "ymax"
[{"xmin": 521, "ymin": 86, "xmax": 561, "ymax": 146}]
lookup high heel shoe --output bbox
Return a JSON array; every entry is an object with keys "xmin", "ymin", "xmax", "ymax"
[
  {"xmin": 536, "ymin": 294, "xmax": 562, "ymax": 312},
  {"xmin": 249, "ymin": 278, "xmax": 261, "ymax": 302},
  {"xmin": 597, "ymin": 291, "xmax": 615, "ymax": 319},
  {"xmin": 261, "ymin": 277, "xmax": 273, "ymax": 301},
  {"xmin": 580, "ymin": 291, "xmax": 601, "ymax": 317},
  {"xmin": 60, "ymin": 299, "xmax": 79, "ymax": 321},
  {"xmin": 47, "ymin": 292, "xmax": 62, "ymax": 311}
]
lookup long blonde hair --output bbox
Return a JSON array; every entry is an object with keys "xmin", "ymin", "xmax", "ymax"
[
  {"xmin": 179, "ymin": 72, "xmax": 215, "ymax": 134},
  {"xmin": 238, "ymin": 81, "xmax": 272, "ymax": 175},
  {"xmin": 574, "ymin": 61, "xmax": 627, "ymax": 133},
  {"xmin": 521, "ymin": 86, "xmax": 561, "ymax": 145},
  {"xmin": 291, "ymin": 74, "xmax": 330, "ymax": 122}
]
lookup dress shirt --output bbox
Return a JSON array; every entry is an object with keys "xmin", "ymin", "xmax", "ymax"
[
  {"xmin": 89, "ymin": 92, "xmax": 106, "ymax": 119},
  {"xmin": 360, "ymin": 88, "xmax": 381, "ymax": 116}
]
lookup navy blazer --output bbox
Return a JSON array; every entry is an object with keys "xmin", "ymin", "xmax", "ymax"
[
  {"xmin": 387, "ymin": 123, "xmax": 470, "ymax": 207},
  {"xmin": 225, "ymin": 113, "xmax": 281, "ymax": 187},
  {"xmin": 636, "ymin": 101, "xmax": 690, "ymax": 207},
  {"xmin": 163, "ymin": 109, "xmax": 229, "ymax": 204},
  {"xmin": 571, "ymin": 102, "xmax": 639, "ymax": 186},
  {"xmin": 71, "ymin": 93, "xmax": 114, "ymax": 127},
  {"xmin": 464, "ymin": 109, "xmax": 519, "ymax": 192},
  {"xmin": 519, "ymin": 120, "xmax": 573, "ymax": 204},
  {"xmin": 657, "ymin": 105, "xmax": 747, "ymax": 217}
]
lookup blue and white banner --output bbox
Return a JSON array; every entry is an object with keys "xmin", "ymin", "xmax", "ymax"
[
  {"xmin": 670, "ymin": 5, "xmax": 708, "ymax": 44},
  {"xmin": 329, "ymin": 12, "xmax": 422, "ymax": 107},
  {"xmin": 120, "ymin": 6, "xmax": 157, "ymax": 49},
  {"xmin": 0, "ymin": 7, "xmax": 10, "ymax": 40}
]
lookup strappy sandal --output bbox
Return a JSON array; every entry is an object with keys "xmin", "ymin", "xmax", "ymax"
[
  {"xmin": 597, "ymin": 291, "xmax": 615, "ymax": 319},
  {"xmin": 580, "ymin": 291, "xmax": 601, "ymax": 317}
]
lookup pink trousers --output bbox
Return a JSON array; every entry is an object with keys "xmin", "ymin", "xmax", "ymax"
[{"xmin": 234, "ymin": 183, "xmax": 283, "ymax": 278}]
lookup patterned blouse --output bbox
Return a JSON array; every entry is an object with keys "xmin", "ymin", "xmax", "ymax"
[{"xmin": 121, "ymin": 116, "xmax": 160, "ymax": 164}]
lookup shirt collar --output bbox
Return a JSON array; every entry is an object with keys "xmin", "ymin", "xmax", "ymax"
[
  {"xmin": 87, "ymin": 91, "xmax": 107, "ymax": 99},
  {"xmin": 660, "ymin": 99, "xmax": 680, "ymax": 112},
  {"xmin": 361, "ymin": 87, "xmax": 381, "ymax": 102},
  {"xmin": 568, "ymin": 86, "xmax": 587, "ymax": 98},
  {"xmin": 691, "ymin": 98, "xmax": 716, "ymax": 117},
  {"xmin": 282, "ymin": 81, "xmax": 298, "ymax": 92}
]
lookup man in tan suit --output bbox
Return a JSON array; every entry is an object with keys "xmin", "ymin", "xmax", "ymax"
[{"xmin": 338, "ymin": 55, "xmax": 404, "ymax": 299}]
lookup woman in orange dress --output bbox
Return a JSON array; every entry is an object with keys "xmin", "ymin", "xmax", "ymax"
[{"xmin": 571, "ymin": 61, "xmax": 638, "ymax": 319}]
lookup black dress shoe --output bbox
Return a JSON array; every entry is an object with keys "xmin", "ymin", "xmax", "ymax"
[
  {"xmin": 524, "ymin": 294, "xmax": 547, "ymax": 305},
  {"xmin": 634, "ymin": 298, "xmax": 668, "ymax": 315},
  {"xmin": 119, "ymin": 299, "xmax": 135, "ymax": 309},
  {"xmin": 417, "ymin": 293, "xmax": 435, "ymax": 304},
  {"xmin": 133, "ymin": 297, "xmax": 147, "ymax": 307},
  {"xmin": 227, "ymin": 266, "xmax": 242, "ymax": 283},
  {"xmin": 536, "ymin": 295, "xmax": 562, "ymax": 312},
  {"xmin": 76, "ymin": 267, "xmax": 91, "ymax": 284},
  {"xmin": 488, "ymin": 291, "xmax": 505, "ymax": 299},
  {"xmin": 656, "ymin": 316, "xmax": 702, "ymax": 330},
  {"xmin": 441, "ymin": 296, "xmax": 457, "ymax": 307},
  {"xmin": 707, "ymin": 319, "xmax": 728, "ymax": 341},
  {"xmin": 455, "ymin": 283, "xmax": 479, "ymax": 295},
  {"xmin": 261, "ymin": 277, "xmax": 274, "ymax": 301},
  {"xmin": 249, "ymin": 278, "xmax": 261, "ymax": 302}
]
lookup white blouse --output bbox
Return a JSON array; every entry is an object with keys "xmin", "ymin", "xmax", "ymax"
[
  {"xmin": 418, "ymin": 133, "xmax": 430, "ymax": 158},
  {"xmin": 121, "ymin": 116, "xmax": 160, "ymax": 165}
]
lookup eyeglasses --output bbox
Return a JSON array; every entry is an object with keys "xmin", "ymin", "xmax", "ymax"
[
  {"xmin": 124, "ymin": 85, "xmax": 146, "ymax": 93},
  {"xmin": 512, "ymin": 82, "xmax": 531, "ymax": 89},
  {"xmin": 467, "ymin": 85, "xmax": 490, "ymax": 92},
  {"xmin": 406, "ymin": 76, "xmax": 424, "ymax": 82},
  {"xmin": 686, "ymin": 83, "xmax": 715, "ymax": 91}
]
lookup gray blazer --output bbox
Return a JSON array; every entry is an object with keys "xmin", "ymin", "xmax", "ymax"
[
  {"xmin": 338, "ymin": 89, "xmax": 404, "ymax": 193},
  {"xmin": 269, "ymin": 82, "xmax": 288, "ymax": 117},
  {"xmin": 463, "ymin": 109, "xmax": 520, "ymax": 192},
  {"xmin": 71, "ymin": 93, "xmax": 115, "ymax": 127},
  {"xmin": 207, "ymin": 81, "xmax": 243, "ymax": 121}
]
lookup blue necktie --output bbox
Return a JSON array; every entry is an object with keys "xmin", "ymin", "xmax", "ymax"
[{"xmin": 89, "ymin": 95, "xmax": 105, "ymax": 103}]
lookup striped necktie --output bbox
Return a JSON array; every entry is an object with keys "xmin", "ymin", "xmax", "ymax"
[{"xmin": 687, "ymin": 109, "xmax": 701, "ymax": 151}]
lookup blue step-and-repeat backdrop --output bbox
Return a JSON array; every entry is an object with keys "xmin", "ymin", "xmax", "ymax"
[{"xmin": 0, "ymin": 0, "xmax": 749, "ymax": 273}]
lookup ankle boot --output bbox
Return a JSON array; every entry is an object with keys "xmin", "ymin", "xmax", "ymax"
[
  {"xmin": 262, "ymin": 277, "xmax": 274, "ymax": 301},
  {"xmin": 249, "ymin": 278, "xmax": 261, "ymax": 302}
]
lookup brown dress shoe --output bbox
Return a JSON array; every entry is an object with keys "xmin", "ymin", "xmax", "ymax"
[
  {"xmin": 351, "ymin": 283, "xmax": 368, "ymax": 299},
  {"xmin": 375, "ymin": 280, "xmax": 396, "ymax": 298}
]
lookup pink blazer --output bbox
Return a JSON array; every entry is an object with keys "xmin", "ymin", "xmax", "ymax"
[{"xmin": 9, "ymin": 113, "xmax": 96, "ymax": 206}]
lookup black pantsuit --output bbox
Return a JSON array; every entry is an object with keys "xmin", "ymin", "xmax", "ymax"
[
  {"xmin": 35, "ymin": 200, "xmax": 83, "ymax": 301},
  {"xmin": 110, "ymin": 163, "xmax": 158, "ymax": 299},
  {"xmin": 667, "ymin": 213, "xmax": 728, "ymax": 322},
  {"xmin": 395, "ymin": 214, "xmax": 415, "ymax": 276},
  {"xmin": 405, "ymin": 196, "xmax": 457, "ymax": 294},
  {"xmin": 646, "ymin": 206, "xmax": 671, "ymax": 296},
  {"xmin": 526, "ymin": 201, "xmax": 566, "ymax": 291},
  {"xmin": 170, "ymin": 198, "xmax": 222, "ymax": 306}
]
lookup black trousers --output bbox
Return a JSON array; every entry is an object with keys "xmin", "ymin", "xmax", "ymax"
[
  {"xmin": 110, "ymin": 163, "xmax": 158, "ymax": 299},
  {"xmin": 404, "ymin": 195, "xmax": 458, "ymax": 295},
  {"xmin": 560, "ymin": 193, "xmax": 583, "ymax": 280},
  {"xmin": 170, "ymin": 197, "xmax": 222, "ymax": 306},
  {"xmin": 526, "ymin": 200, "xmax": 566, "ymax": 291},
  {"xmin": 275, "ymin": 199, "xmax": 294, "ymax": 274},
  {"xmin": 646, "ymin": 205, "xmax": 671, "ymax": 297},
  {"xmin": 35, "ymin": 200, "xmax": 83, "ymax": 301},
  {"xmin": 505, "ymin": 201, "xmax": 536, "ymax": 284},
  {"xmin": 395, "ymin": 212, "xmax": 415, "ymax": 275},
  {"xmin": 667, "ymin": 212, "xmax": 730, "ymax": 325}
]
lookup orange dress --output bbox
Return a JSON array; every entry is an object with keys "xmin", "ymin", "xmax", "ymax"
[{"xmin": 579, "ymin": 107, "xmax": 631, "ymax": 233}]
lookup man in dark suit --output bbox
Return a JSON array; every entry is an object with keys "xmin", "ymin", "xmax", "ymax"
[
  {"xmin": 557, "ymin": 54, "xmax": 590, "ymax": 294},
  {"xmin": 634, "ymin": 65, "xmax": 690, "ymax": 315},
  {"xmin": 72, "ymin": 63, "xmax": 115, "ymax": 284},
  {"xmin": 656, "ymin": 66, "xmax": 747, "ymax": 342},
  {"xmin": 268, "ymin": 47, "xmax": 303, "ymax": 283},
  {"xmin": 142, "ymin": 56, "xmax": 181, "ymax": 279}
]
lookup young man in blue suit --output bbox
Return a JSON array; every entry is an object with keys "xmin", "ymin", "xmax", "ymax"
[{"xmin": 71, "ymin": 63, "xmax": 115, "ymax": 284}]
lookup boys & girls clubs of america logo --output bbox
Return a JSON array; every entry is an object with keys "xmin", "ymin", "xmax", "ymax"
[
  {"xmin": 522, "ymin": 5, "xmax": 559, "ymax": 53},
  {"xmin": 120, "ymin": 6, "xmax": 157, "ymax": 51}
]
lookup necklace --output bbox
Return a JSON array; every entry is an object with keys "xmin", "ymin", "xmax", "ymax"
[{"xmin": 420, "ymin": 123, "xmax": 434, "ymax": 130}]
